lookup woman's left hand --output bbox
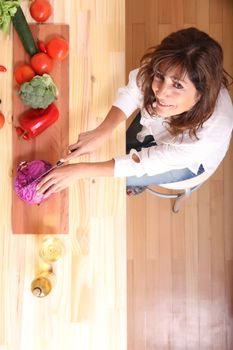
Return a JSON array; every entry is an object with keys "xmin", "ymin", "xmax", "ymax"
[{"xmin": 36, "ymin": 164, "xmax": 79, "ymax": 197}]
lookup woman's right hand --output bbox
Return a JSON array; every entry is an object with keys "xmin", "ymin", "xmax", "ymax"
[
  {"xmin": 61, "ymin": 126, "xmax": 109, "ymax": 162},
  {"xmin": 60, "ymin": 106, "xmax": 126, "ymax": 163}
]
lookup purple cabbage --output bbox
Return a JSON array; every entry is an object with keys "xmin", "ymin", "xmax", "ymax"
[{"xmin": 14, "ymin": 160, "xmax": 52, "ymax": 205}]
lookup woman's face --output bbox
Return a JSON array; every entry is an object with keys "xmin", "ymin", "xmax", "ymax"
[{"xmin": 151, "ymin": 66, "xmax": 200, "ymax": 118}]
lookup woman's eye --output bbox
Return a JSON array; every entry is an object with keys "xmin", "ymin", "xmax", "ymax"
[{"xmin": 174, "ymin": 82, "xmax": 183, "ymax": 89}]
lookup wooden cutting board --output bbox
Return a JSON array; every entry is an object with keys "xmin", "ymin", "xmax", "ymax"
[{"xmin": 12, "ymin": 24, "xmax": 69, "ymax": 234}]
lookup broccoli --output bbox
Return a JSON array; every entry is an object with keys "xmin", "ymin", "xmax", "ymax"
[{"xmin": 18, "ymin": 74, "xmax": 58, "ymax": 109}]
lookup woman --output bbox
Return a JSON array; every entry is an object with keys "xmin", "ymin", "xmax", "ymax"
[{"xmin": 36, "ymin": 27, "xmax": 233, "ymax": 197}]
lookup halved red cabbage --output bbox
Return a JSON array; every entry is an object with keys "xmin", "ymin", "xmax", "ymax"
[{"xmin": 14, "ymin": 160, "xmax": 52, "ymax": 205}]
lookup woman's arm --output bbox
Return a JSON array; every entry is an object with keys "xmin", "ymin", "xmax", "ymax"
[
  {"xmin": 62, "ymin": 69, "xmax": 142, "ymax": 162},
  {"xmin": 97, "ymin": 105, "xmax": 127, "ymax": 134},
  {"xmin": 62, "ymin": 106, "xmax": 126, "ymax": 162},
  {"xmin": 36, "ymin": 160, "xmax": 115, "ymax": 196}
]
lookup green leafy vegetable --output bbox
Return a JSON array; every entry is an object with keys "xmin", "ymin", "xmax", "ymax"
[
  {"xmin": 0, "ymin": 0, "xmax": 20, "ymax": 33},
  {"xmin": 18, "ymin": 74, "xmax": 58, "ymax": 109}
]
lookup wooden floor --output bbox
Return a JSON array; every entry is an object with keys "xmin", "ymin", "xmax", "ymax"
[{"xmin": 126, "ymin": 1, "xmax": 233, "ymax": 349}]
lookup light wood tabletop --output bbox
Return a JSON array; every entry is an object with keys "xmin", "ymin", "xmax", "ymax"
[{"xmin": 0, "ymin": 1, "xmax": 126, "ymax": 349}]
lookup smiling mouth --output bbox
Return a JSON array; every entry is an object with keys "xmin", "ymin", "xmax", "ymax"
[{"xmin": 156, "ymin": 99, "xmax": 173, "ymax": 108}]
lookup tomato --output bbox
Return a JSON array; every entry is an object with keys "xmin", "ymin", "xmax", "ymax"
[
  {"xmin": 46, "ymin": 37, "xmax": 69, "ymax": 61},
  {"xmin": 0, "ymin": 112, "xmax": 5, "ymax": 129},
  {"xmin": 31, "ymin": 52, "xmax": 53, "ymax": 75},
  {"xmin": 29, "ymin": 0, "xmax": 52, "ymax": 22},
  {"xmin": 14, "ymin": 64, "xmax": 35, "ymax": 85}
]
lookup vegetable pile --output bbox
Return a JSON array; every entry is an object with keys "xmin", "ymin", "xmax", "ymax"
[
  {"xmin": 8, "ymin": 1, "xmax": 69, "ymax": 132},
  {"xmin": 14, "ymin": 160, "xmax": 52, "ymax": 204},
  {"xmin": 0, "ymin": 1, "xmax": 69, "ymax": 205},
  {"xmin": 9, "ymin": 0, "xmax": 68, "ymax": 109}
]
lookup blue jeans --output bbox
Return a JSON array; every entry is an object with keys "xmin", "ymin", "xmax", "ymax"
[
  {"xmin": 126, "ymin": 165, "xmax": 204, "ymax": 186},
  {"xmin": 126, "ymin": 112, "xmax": 204, "ymax": 187}
]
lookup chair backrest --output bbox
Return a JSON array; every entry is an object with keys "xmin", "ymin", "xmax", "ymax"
[{"xmin": 159, "ymin": 168, "xmax": 216, "ymax": 190}]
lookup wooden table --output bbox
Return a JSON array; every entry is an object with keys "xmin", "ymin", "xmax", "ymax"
[{"xmin": 0, "ymin": 1, "xmax": 126, "ymax": 349}]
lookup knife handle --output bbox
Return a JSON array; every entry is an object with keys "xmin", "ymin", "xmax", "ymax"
[
  {"xmin": 56, "ymin": 160, "xmax": 64, "ymax": 166},
  {"xmin": 70, "ymin": 147, "xmax": 78, "ymax": 153},
  {"xmin": 57, "ymin": 148, "xmax": 78, "ymax": 165}
]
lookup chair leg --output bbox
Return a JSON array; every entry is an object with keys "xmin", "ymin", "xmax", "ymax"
[
  {"xmin": 172, "ymin": 188, "xmax": 192, "ymax": 213},
  {"xmin": 146, "ymin": 183, "xmax": 204, "ymax": 213}
]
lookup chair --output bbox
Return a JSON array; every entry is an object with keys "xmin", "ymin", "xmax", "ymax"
[{"xmin": 145, "ymin": 168, "xmax": 216, "ymax": 213}]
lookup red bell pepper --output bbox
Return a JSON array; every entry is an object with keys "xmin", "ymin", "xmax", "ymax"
[
  {"xmin": 0, "ymin": 65, "xmax": 7, "ymax": 72},
  {"xmin": 16, "ymin": 126, "xmax": 30, "ymax": 140},
  {"xmin": 17, "ymin": 103, "xmax": 59, "ymax": 140},
  {"xmin": 37, "ymin": 40, "xmax": 47, "ymax": 53}
]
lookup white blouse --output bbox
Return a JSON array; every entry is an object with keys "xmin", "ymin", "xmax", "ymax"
[{"xmin": 113, "ymin": 69, "xmax": 233, "ymax": 178}]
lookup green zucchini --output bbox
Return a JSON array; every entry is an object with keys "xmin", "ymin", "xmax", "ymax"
[{"xmin": 12, "ymin": 6, "xmax": 38, "ymax": 57}]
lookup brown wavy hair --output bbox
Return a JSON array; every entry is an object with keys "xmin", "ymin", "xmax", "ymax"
[{"xmin": 137, "ymin": 27, "xmax": 231, "ymax": 139}]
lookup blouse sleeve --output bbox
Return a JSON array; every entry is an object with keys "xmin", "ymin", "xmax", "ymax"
[
  {"xmin": 112, "ymin": 68, "xmax": 143, "ymax": 118},
  {"xmin": 114, "ymin": 142, "xmax": 204, "ymax": 178}
]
